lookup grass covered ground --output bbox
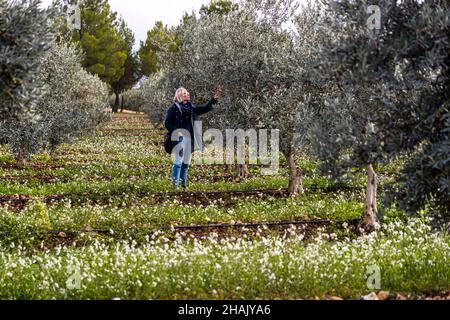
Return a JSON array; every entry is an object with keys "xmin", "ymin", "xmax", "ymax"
[{"xmin": 0, "ymin": 113, "xmax": 448, "ymax": 299}]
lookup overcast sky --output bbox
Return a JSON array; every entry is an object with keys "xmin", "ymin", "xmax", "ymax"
[{"xmin": 41, "ymin": 0, "xmax": 214, "ymax": 51}]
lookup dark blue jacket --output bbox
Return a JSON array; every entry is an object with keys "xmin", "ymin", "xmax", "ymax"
[{"xmin": 164, "ymin": 99, "xmax": 217, "ymax": 150}]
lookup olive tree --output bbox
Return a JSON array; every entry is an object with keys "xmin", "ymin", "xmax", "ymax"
[
  {"xmin": 156, "ymin": 0, "xmax": 321, "ymax": 193},
  {"xmin": 308, "ymin": 85, "xmax": 383, "ymax": 231},
  {"xmin": 0, "ymin": 41, "xmax": 110, "ymax": 165},
  {"xmin": 135, "ymin": 72, "xmax": 173, "ymax": 127},
  {"xmin": 0, "ymin": 0, "xmax": 55, "ymax": 120},
  {"xmin": 121, "ymin": 87, "xmax": 143, "ymax": 113},
  {"xmin": 238, "ymin": 2, "xmax": 329, "ymax": 194},
  {"xmin": 311, "ymin": 0, "xmax": 450, "ymax": 227}
]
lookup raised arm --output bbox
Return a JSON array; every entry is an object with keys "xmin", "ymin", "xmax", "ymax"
[
  {"xmin": 193, "ymin": 98, "xmax": 218, "ymax": 116},
  {"xmin": 193, "ymin": 87, "xmax": 222, "ymax": 115}
]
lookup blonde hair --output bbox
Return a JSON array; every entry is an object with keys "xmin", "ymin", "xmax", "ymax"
[{"xmin": 173, "ymin": 87, "xmax": 187, "ymax": 103}]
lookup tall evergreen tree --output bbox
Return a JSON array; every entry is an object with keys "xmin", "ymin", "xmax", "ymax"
[
  {"xmin": 111, "ymin": 19, "xmax": 140, "ymax": 112},
  {"xmin": 54, "ymin": 0, "xmax": 134, "ymax": 112},
  {"xmin": 138, "ymin": 21, "xmax": 178, "ymax": 77},
  {"xmin": 71, "ymin": 0, "xmax": 127, "ymax": 87},
  {"xmin": 56, "ymin": 0, "xmax": 128, "ymax": 91},
  {"xmin": 199, "ymin": 0, "xmax": 238, "ymax": 16}
]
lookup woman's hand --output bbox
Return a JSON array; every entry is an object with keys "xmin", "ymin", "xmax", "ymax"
[{"xmin": 214, "ymin": 86, "xmax": 222, "ymax": 100}]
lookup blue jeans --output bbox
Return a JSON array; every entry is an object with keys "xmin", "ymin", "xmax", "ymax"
[{"xmin": 172, "ymin": 136, "xmax": 192, "ymax": 188}]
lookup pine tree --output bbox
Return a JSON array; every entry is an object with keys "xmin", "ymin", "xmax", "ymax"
[
  {"xmin": 72, "ymin": 0, "xmax": 127, "ymax": 87},
  {"xmin": 111, "ymin": 19, "xmax": 140, "ymax": 112},
  {"xmin": 138, "ymin": 21, "xmax": 178, "ymax": 77},
  {"xmin": 199, "ymin": 0, "xmax": 239, "ymax": 16}
]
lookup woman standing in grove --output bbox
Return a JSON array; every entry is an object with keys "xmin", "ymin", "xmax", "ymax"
[{"xmin": 165, "ymin": 87, "xmax": 222, "ymax": 190}]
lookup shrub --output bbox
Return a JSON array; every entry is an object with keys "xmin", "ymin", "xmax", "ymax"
[
  {"xmin": 0, "ymin": 41, "xmax": 110, "ymax": 164},
  {"xmin": 0, "ymin": 0, "xmax": 55, "ymax": 120}
]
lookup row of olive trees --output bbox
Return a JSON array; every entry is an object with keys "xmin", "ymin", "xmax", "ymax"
[
  {"xmin": 0, "ymin": 0, "xmax": 110, "ymax": 165},
  {"xmin": 307, "ymin": 0, "xmax": 449, "ymax": 229},
  {"xmin": 124, "ymin": 0, "xmax": 449, "ymax": 228},
  {"xmin": 123, "ymin": 72, "xmax": 171, "ymax": 124},
  {"xmin": 0, "ymin": 0, "xmax": 54, "ymax": 121},
  {"xmin": 132, "ymin": 0, "xmax": 379, "ymax": 228},
  {"xmin": 137, "ymin": 0, "xmax": 310, "ymax": 186}
]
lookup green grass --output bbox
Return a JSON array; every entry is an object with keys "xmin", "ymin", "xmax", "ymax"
[
  {"xmin": 0, "ymin": 190, "xmax": 366, "ymax": 237},
  {"xmin": 0, "ymin": 218, "xmax": 448, "ymax": 299},
  {"xmin": 0, "ymin": 113, "xmax": 448, "ymax": 300}
]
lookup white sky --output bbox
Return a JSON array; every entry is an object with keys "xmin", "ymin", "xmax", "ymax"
[
  {"xmin": 41, "ymin": 0, "xmax": 310, "ymax": 51},
  {"xmin": 41, "ymin": 0, "xmax": 214, "ymax": 51}
]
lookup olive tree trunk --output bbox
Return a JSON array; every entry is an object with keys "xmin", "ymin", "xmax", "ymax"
[
  {"xmin": 237, "ymin": 163, "xmax": 248, "ymax": 180},
  {"xmin": 15, "ymin": 150, "xmax": 28, "ymax": 168},
  {"xmin": 359, "ymin": 164, "xmax": 380, "ymax": 232},
  {"xmin": 287, "ymin": 153, "xmax": 304, "ymax": 196},
  {"xmin": 233, "ymin": 144, "xmax": 249, "ymax": 180}
]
